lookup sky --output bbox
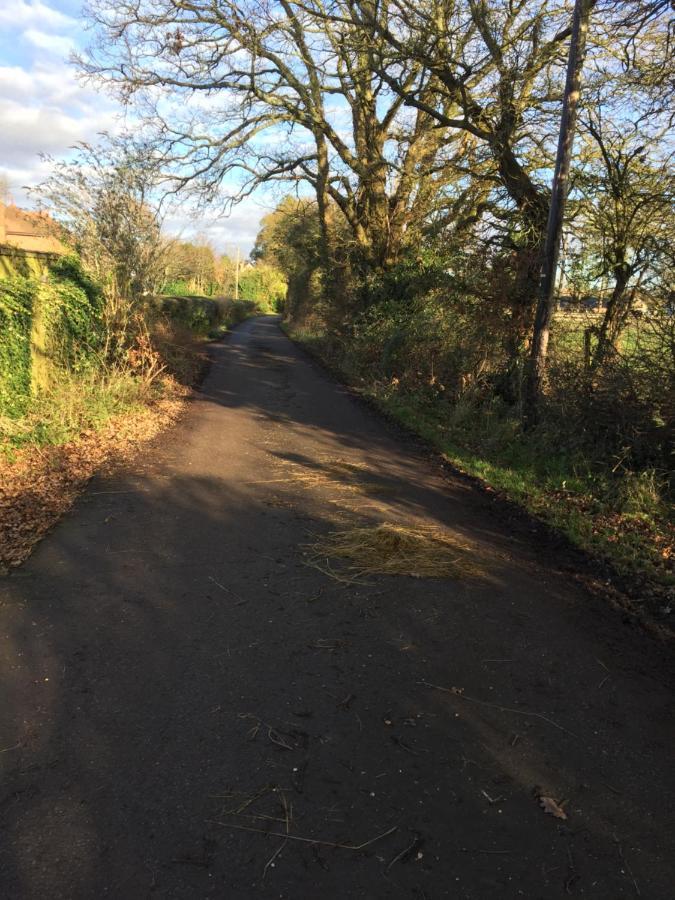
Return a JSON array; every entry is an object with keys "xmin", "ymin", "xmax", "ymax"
[{"xmin": 0, "ymin": 0, "xmax": 267, "ymax": 255}]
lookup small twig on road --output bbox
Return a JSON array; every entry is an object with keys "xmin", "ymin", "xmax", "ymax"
[
  {"xmin": 565, "ymin": 843, "xmax": 580, "ymax": 895},
  {"xmin": 239, "ymin": 714, "xmax": 296, "ymax": 750},
  {"xmin": 208, "ymin": 821, "xmax": 398, "ymax": 851},
  {"xmin": 230, "ymin": 812, "xmax": 287, "ymax": 825},
  {"xmin": 262, "ymin": 839, "xmax": 287, "ymax": 880},
  {"xmin": 208, "ymin": 576, "xmax": 246, "ymax": 604},
  {"xmin": 244, "ymin": 479, "xmax": 291, "ymax": 484},
  {"xmin": 386, "ymin": 834, "xmax": 421, "ymax": 872},
  {"xmin": 268, "ymin": 728, "xmax": 294, "ymax": 751},
  {"xmin": 302, "ymin": 557, "xmax": 371, "ymax": 586},
  {"xmin": 391, "ymin": 735, "xmax": 428, "ymax": 756},
  {"xmin": 280, "ymin": 789, "xmax": 292, "ymax": 834},
  {"xmin": 217, "ymin": 785, "xmax": 273, "ymax": 816},
  {"xmin": 420, "ymin": 681, "xmax": 577, "ymax": 737},
  {"xmin": 460, "ymin": 847, "xmax": 511, "ymax": 854},
  {"xmin": 313, "ymin": 638, "xmax": 344, "ymax": 651},
  {"xmin": 90, "ymin": 489, "xmax": 150, "ymax": 495},
  {"xmin": 603, "ymin": 783, "xmax": 621, "ymax": 795},
  {"xmin": 336, "ymin": 693, "xmax": 356, "ymax": 710}
]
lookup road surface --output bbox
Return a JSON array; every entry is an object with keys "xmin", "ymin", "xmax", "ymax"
[{"xmin": 1, "ymin": 316, "xmax": 673, "ymax": 898}]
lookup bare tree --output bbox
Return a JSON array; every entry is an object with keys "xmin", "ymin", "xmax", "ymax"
[
  {"xmin": 80, "ymin": 0, "xmax": 457, "ymax": 283},
  {"xmin": 576, "ymin": 113, "xmax": 674, "ymax": 368},
  {"xmin": 32, "ymin": 138, "xmax": 169, "ymax": 344},
  {"xmin": 335, "ymin": 0, "xmax": 593, "ymax": 335},
  {"xmin": 525, "ymin": 0, "xmax": 593, "ymax": 424}
]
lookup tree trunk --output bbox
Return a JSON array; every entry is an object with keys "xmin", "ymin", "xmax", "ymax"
[
  {"xmin": 492, "ymin": 141, "xmax": 550, "ymax": 376},
  {"xmin": 591, "ymin": 268, "xmax": 631, "ymax": 370},
  {"xmin": 523, "ymin": 0, "xmax": 592, "ymax": 426},
  {"xmin": 314, "ymin": 135, "xmax": 335, "ymax": 276}
]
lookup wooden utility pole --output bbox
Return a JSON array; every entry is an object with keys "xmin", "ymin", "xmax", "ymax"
[
  {"xmin": 235, "ymin": 246, "xmax": 240, "ymax": 300},
  {"xmin": 524, "ymin": 0, "xmax": 592, "ymax": 426}
]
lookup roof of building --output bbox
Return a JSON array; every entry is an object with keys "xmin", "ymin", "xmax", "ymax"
[{"xmin": 0, "ymin": 202, "xmax": 67, "ymax": 255}]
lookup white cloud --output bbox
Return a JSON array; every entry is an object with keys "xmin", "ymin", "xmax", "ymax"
[
  {"xmin": 0, "ymin": 158, "xmax": 54, "ymax": 201},
  {"xmin": 163, "ymin": 198, "xmax": 267, "ymax": 257},
  {"xmin": 23, "ymin": 28, "xmax": 76, "ymax": 56},
  {"xmin": 0, "ymin": 0, "xmax": 75, "ymax": 31},
  {"xmin": 0, "ymin": 97, "xmax": 117, "ymax": 166},
  {"xmin": 0, "ymin": 58, "xmax": 119, "ymax": 207},
  {"xmin": 0, "ymin": 57, "xmax": 120, "ymax": 181},
  {"xmin": 0, "ymin": 63, "xmax": 83, "ymax": 106}
]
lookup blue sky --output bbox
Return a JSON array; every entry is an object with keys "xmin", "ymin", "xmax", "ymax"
[{"xmin": 0, "ymin": 0, "xmax": 266, "ymax": 254}]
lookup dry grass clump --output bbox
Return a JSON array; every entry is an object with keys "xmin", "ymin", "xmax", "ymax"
[
  {"xmin": 308, "ymin": 522, "xmax": 480, "ymax": 580},
  {"xmin": 281, "ymin": 457, "xmax": 394, "ymax": 496}
]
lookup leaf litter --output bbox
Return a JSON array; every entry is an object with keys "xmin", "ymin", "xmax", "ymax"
[{"xmin": 0, "ymin": 382, "xmax": 190, "ymax": 572}]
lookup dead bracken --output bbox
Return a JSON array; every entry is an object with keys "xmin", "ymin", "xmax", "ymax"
[{"xmin": 307, "ymin": 522, "xmax": 481, "ymax": 580}]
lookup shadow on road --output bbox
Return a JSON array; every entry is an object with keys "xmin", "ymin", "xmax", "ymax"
[{"xmin": 1, "ymin": 317, "xmax": 673, "ymax": 898}]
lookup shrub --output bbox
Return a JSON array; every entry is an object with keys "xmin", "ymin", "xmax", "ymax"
[
  {"xmin": 154, "ymin": 295, "xmax": 223, "ymax": 334},
  {"xmin": 239, "ymin": 263, "xmax": 287, "ymax": 309},
  {"xmin": 155, "ymin": 294, "xmax": 270, "ymax": 335}
]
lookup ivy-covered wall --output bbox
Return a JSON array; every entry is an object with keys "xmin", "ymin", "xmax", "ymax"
[
  {"xmin": 0, "ymin": 256, "xmax": 103, "ymax": 417},
  {"xmin": 0, "ymin": 276, "xmax": 33, "ymax": 416},
  {"xmin": 0, "ymin": 248, "xmax": 55, "ymax": 280}
]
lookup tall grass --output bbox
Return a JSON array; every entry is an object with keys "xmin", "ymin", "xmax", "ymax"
[{"xmin": 0, "ymin": 368, "xmax": 151, "ymax": 452}]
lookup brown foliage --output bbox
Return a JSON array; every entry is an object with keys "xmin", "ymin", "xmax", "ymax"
[{"xmin": 0, "ymin": 379, "xmax": 190, "ymax": 571}]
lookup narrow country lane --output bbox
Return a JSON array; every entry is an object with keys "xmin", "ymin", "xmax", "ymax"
[{"xmin": 1, "ymin": 316, "xmax": 673, "ymax": 898}]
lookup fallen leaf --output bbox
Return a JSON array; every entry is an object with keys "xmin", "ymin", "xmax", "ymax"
[{"xmin": 538, "ymin": 795, "xmax": 568, "ymax": 820}]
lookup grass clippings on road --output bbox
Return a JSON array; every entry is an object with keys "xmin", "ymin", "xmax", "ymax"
[{"xmin": 308, "ymin": 522, "xmax": 481, "ymax": 581}]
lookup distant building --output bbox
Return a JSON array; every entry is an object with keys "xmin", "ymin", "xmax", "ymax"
[{"xmin": 0, "ymin": 202, "xmax": 67, "ymax": 255}]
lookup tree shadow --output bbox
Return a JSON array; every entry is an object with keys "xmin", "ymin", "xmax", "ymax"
[{"xmin": 1, "ymin": 317, "xmax": 673, "ymax": 898}]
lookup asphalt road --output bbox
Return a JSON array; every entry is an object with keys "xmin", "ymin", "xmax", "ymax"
[{"xmin": 1, "ymin": 316, "xmax": 673, "ymax": 898}]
